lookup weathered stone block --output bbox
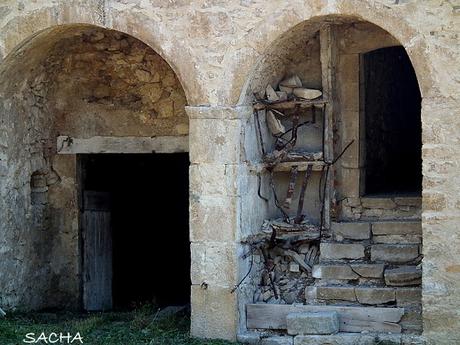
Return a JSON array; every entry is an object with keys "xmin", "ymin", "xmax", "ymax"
[
  {"xmin": 332, "ymin": 222, "xmax": 370, "ymax": 240},
  {"xmin": 385, "ymin": 267, "xmax": 422, "ymax": 286},
  {"xmin": 361, "ymin": 197, "xmax": 396, "ymax": 209},
  {"xmin": 371, "ymin": 244, "xmax": 419, "ymax": 263},
  {"xmin": 312, "ymin": 265, "xmax": 359, "ymax": 280},
  {"xmin": 191, "ymin": 285, "xmax": 237, "ymax": 341},
  {"xmin": 373, "ymin": 235, "xmax": 422, "ymax": 244},
  {"xmin": 317, "ymin": 286, "xmax": 357, "ymax": 301},
  {"xmin": 294, "ymin": 334, "xmax": 402, "ymax": 345},
  {"xmin": 355, "ymin": 287, "xmax": 395, "ymax": 305},
  {"xmin": 396, "ymin": 288, "xmax": 422, "ymax": 306},
  {"xmin": 189, "ymin": 163, "xmax": 238, "ymax": 196},
  {"xmin": 372, "ymin": 221, "xmax": 421, "ymax": 235},
  {"xmin": 350, "ymin": 264, "xmax": 385, "ymax": 278},
  {"xmin": 189, "ymin": 195, "xmax": 237, "ymax": 242},
  {"xmin": 261, "ymin": 336, "xmax": 294, "ymax": 345},
  {"xmin": 320, "ymin": 243, "xmax": 365, "ymax": 260},
  {"xmin": 287, "ymin": 312, "xmax": 339, "ymax": 335},
  {"xmin": 190, "ymin": 242, "xmax": 237, "ymax": 287},
  {"xmin": 189, "ymin": 118, "xmax": 242, "ymax": 164}
]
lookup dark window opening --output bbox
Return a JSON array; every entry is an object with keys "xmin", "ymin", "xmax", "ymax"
[
  {"xmin": 362, "ymin": 46, "xmax": 422, "ymax": 195},
  {"xmin": 79, "ymin": 153, "xmax": 190, "ymax": 310}
]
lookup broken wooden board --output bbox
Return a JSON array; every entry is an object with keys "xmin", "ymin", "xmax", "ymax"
[
  {"xmin": 253, "ymin": 99, "xmax": 327, "ymax": 111},
  {"xmin": 262, "ymin": 218, "xmax": 320, "ymax": 233},
  {"xmin": 264, "ymin": 151, "xmax": 323, "ymax": 164},
  {"xmin": 241, "ymin": 230, "xmax": 320, "ymax": 246},
  {"xmin": 246, "ymin": 304, "xmax": 404, "ymax": 330}
]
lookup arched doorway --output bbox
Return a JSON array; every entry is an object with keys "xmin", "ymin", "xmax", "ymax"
[
  {"xmin": 0, "ymin": 25, "xmax": 190, "ymax": 311},
  {"xmin": 239, "ymin": 17, "xmax": 423, "ymax": 340}
]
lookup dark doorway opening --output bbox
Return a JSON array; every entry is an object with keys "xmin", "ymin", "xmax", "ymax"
[
  {"xmin": 361, "ymin": 46, "xmax": 422, "ymax": 196},
  {"xmin": 79, "ymin": 153, "xmax": 190, "ymax": 311}
]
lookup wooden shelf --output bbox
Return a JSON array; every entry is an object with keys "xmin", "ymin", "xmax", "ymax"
[
  {"xmin": 253, "ymin": 98, "xmax": 328, "ymax": 111},
  {"xmin": 260, "ymin": 151, "xmax": 325, "ymax": 172},
  {"xmin": 241, "ymin": 218, "xmax": 321, "ymax": 245}
]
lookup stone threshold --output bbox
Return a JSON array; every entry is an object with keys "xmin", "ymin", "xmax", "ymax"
[{"xmin": 237, "ymin": 332, "xmax": 424, "ymax": 345}]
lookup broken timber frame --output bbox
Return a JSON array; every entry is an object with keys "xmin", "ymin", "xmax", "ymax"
[{"xmin": 319, "ymin": 24, "xmax": 337, "ymax": 230}]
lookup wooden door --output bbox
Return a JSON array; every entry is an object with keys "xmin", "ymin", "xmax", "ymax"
[{"xmin": 82, "ymin": 191, "xmax": 113, "ymax": 311}]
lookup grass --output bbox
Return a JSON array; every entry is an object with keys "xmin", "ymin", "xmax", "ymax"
[{"xmin": 0, "ymin": 306, "xmax": 240, "ymax": 345}]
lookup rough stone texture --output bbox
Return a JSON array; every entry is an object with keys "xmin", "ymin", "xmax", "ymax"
[
  {"xmin": 372, "ymin": 221, "xmax": 422, "ymax": 236},
  {"xmin": 371, "ymin": 245, "xmax": 420, "ymax": 263},
  {"xmin": 332, "ymin": 222, "xmax": 371, "ymax": 240},
  {"xmin": 294, "ymin": 334, "xmax": 403, "ymax": 345},
  {"xmin": 316, "ymin": 287, "xmax": 356, "ymax": 302},
  {"xmin": 350, "ymin": 264, "xmax": 384, "ymax": 278},
  {"xmin": 396, "ymin": 288, "xmax": 422, "ymax": 307},
  {"xmin": 312, "ymin": 265, "xmax": 359, "ymax": 280},
  {"xmin": 0, "ymin": 1, "xmax": 458, "ymax": 344},
  {"xmin": 260, "ymin": 336, "xmax": 294, "ymax": 345},
  {"xmin": 355, "ymin": 287, "xmax": 395, "ymax": 305},
  {"xmin": 385, "ymin": 267, "xmax": 422, "ymax": 287},
  {"xmin": 287, "ymin": 312, "xmax": 339, "ymax": 335},
  {"xmin": 191, "ymin": 285, "xmax": 237, "ymax": 341},
  {"xmin": 320, "ymin": 243, "xmax": 365, "ymax": 260}
]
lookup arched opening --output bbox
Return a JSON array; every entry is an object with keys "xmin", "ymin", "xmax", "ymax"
[
  {"xmin": 361, "ymin": 46, "xmax": 422, "ymax": 196},
  {"xmin": 238, "ymin": 17, "xmax": 423, "ymax": 340},
  {"xmin": 0, "ymin": 25, "xmax": 190, "ymax": 311}
]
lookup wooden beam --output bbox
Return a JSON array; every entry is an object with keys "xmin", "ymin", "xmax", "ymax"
[
  {"xmin": 56, "ymin": 135, "xmax": 189, "ymax": 154},
  {"xmin": 246, "ymin": 304, "xmax": 404, "ymax": 331},
  {"xmin": 320, "ymin": 24, "xmax": 338, "ymax": 229}
]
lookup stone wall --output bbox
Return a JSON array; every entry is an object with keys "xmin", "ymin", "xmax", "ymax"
[{"xmin": 0, "ymin": 1, "xmax": 459, "ymax": 344}]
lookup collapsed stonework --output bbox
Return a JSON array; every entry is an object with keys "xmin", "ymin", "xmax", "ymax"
[{"xmin": 0, "ymin": 1, "xmax": 459, "ymax": 345}]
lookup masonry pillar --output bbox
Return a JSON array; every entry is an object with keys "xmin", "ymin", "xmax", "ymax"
[
  {"xmin": 421, "ymin": 97, "xmax": 460, "ymax": 345},
  {"xmin": 187, "ymin": 106, "xmax": 248, "ymax": 341}
]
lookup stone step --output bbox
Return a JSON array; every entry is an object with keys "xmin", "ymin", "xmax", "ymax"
[
  {"xmin": 306, "ymin": 285, "xmax": 421, "ymax": 306},
  {"xmin": 287, "ymin": 311, "xmax": 339, "ymax": 335},
  {"xmin": 312, "ymin": 263, "xmax": 384, "ymax": 280},
  {"xmin": 331, "ymin": 220, "xmax": 422, "ymax": 243},
  {"xmin": 293, "ymin": 333, "xmax": 421, "ymax": 345},
  {"xmin": 385, "ymin": 266, "xmax": 422, "ymax": 286},
  {"xmin": 371, "ymin": 244, "xmax": 420, "ymax": 263},
  {"xmin": 246, "ymin": 304, "xmax": 404, "ymax": 331}
]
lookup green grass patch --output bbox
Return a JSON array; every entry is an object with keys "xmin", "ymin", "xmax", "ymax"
[{"xmin": 0, "ymin": 306, "xmax": 240, "ymax": 345}]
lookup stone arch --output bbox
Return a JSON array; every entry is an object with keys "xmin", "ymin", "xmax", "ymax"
[
  {"xmin": 235, "ymin": 13, "xmax": 426, "ymax": 342},
  {"xmin": 0, "ymin": 23, "xmax": 190, "ymax": 310},
  {"xmin": 0, "ymin": 6, "xmax": 201, "ymax": 104}
]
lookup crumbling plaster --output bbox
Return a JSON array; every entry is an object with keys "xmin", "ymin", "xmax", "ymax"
[{"xmin": 0, "ymin": 1, "xmax": 458, "ymax": 344}]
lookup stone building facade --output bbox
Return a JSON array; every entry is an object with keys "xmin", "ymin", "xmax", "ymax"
[{"xmin": 0, "ymin": 1, "xmax": 459, "ymax": 344}]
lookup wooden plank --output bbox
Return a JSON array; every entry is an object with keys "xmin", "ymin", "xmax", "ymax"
[
  {"xmin": 82, "ymin": 208, "xmax": 112, "ymax": 311},
  {"xmin": 320, "ymin": 24, "xmax": 337, "ymax": 230},
  {"xmin": 253, "ymin": 99, "xmax": 327, "ymax": 111},
  {"xmin": 341, "ymin": 318, "xmax": 402, "ymax": 334},
  {"xmin": 57, "ymin": 135, "xmax": 189, "ymax": 154},
  {"xmin": 246, "ymin": 304, "xmax": 404, "ymax": 330}
]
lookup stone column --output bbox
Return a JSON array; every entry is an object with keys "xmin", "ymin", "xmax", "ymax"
[
  {"xmin": 421, "ymin": 97, "xmax": 460, "ymax": 345},
  {"xmin": 186, "ymin": 106, "xmax": 246, "ymax": 341}
]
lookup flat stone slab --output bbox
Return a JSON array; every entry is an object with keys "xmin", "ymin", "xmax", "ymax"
[
  {"xmin": 287, "ymin": 311, "xmax": 339, "ymax": 335},
  {"xmin": 371, "ymin": 244, "xmax": 419, "ymax": 263},
  {"xmin": 312, "ymin": 264, "xmax": 359, "ymax": 280},
  {"xmin": 261, "ymin": 336, "xmax": 294, "ymax": 345},
  {"xmin": 294, "ymin": 333, "xmax": 403, "ymax": 345},
  {"xmin": 320, "ymin": 243, "xmax": 365, "ymax": 260},
  {"xmin": 332, "ymin": 222, "xmax": 371, "ymax": 240},
  {"xmin": 355, "ymin": 287, "xmax": 395, "ymax": 305},
  {"xmin": 372, "ymin": 221, "xmax": 421, "ymax": 235},
  {"xmin": 316, "ymin": 286, "xmax": 356, "ymax": 302},
  {"xmin": 385, "ymin": 266, "xmax": 422, "ymax": 286},
  {"xmin": 350, "ymin": 263, "xmax": 385, "ymax": 278}
]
